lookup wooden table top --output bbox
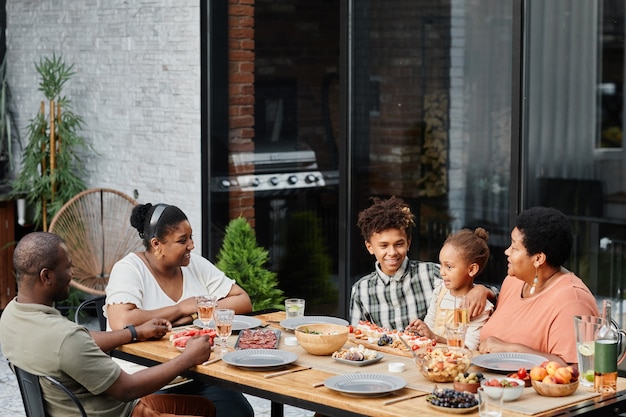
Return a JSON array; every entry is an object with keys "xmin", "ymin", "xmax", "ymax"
[{"xmin": 114, "ymin": 311, "xmax": 626, "ymax": 417}]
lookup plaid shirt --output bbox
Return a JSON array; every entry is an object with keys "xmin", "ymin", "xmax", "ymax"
[{"xmin": 349, "ymin": 258, "xmax": 441, "ymax": 330}]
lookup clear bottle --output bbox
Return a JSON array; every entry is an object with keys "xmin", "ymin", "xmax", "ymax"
[{"xmin": 594, "ymin": 299, "xmax": 618, "ymax": 393}]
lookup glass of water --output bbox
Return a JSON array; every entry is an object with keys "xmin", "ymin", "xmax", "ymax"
[{"xmin": 285, "ymin": 298, "xmax": 305, "ymax": 318}]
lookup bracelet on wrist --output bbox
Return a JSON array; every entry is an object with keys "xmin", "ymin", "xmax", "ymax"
[{"xmin": 124, "ymin": 324, "xmax": 138, "ymax": 342}]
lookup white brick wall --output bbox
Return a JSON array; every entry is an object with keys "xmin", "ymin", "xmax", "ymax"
[{"xmin": 6, "ymin": 0, "xmax": 205, "ymax": 251}]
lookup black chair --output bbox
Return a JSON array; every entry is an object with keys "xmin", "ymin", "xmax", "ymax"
[
  {"xmin": 10, "ymin": 362, "xmax": 87, "ymax": 417},
  {"xmin": 74, "ymin": 294, "xmax": 107, "ymax": 331}
]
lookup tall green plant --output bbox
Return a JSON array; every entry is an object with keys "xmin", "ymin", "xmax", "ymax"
[
  {"xmin": 216, "ymin": 217, "xmax": 284, "ymax": 311},
  {"xmin": 11, "ymin": 54, "xmax": 89, "ymax": 229}
]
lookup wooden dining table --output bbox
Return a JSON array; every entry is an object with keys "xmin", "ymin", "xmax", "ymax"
[{"xmin": 112, "ymin": 311, "xmax": 626, "ymax": 417}]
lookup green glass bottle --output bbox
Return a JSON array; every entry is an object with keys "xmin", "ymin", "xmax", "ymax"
[{"xmin": 594, "ymin": 299, "xmax": 618, "ymax": 393}]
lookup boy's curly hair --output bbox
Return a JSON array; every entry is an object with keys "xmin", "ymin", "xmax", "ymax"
[{"xmin": 357, "ymin": 196, "xmax": 416, "ymax": 241}]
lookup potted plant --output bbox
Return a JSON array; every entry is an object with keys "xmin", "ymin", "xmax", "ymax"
[
  {"xmin": 216, "ymin": 217, "xmax": 285, "ymax": 311},
  {"xmin": 11, "ymin": 53, "xmax": 90, "ymax": 230}
]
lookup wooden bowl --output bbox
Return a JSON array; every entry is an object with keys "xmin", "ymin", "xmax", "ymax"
[
  {"xmin": 531, "ymin": 379, "xmax": 579, "ymax": 397},
  {"xmin": 294, "ymin": 323, "xmax": 349, "ymax": 355},
  {"xmin": 453, "ymin": 381, "xmax": 480, "ymax": 393}
]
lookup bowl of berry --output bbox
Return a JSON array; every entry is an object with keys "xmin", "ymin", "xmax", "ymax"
[
  {"xmin": 481, "ymin": 377, "xmax": 525, "ymax": 401},
  {"xmin": 426, "ymin": 387, "xmax": 478, "ymax": 413}
]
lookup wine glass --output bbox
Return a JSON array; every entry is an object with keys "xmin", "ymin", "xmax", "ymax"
[
  {"xmin": 214, "ymin": 308, "xmax": 235, "ymax": 355},
  {"xmin": 196, "ymin": 295, "xmax": 217, "ymax": 327}
]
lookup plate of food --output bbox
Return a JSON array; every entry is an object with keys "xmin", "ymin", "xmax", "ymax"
[
  {"xmin": 333, "ymin": 353, "xmax": 384, "ymax": 367},
  {"xmin": 280, "ymin": 316, "xmax": 349, "ymax": 331},
  {"xmin": 332, "ymin": 345, "xmax": 383, "ymax": 366},
  {"xmin": 472, "ymin": 352, "xmax": 547, "ymax": 372},
  {"xmin": 222, "ymin": 349, "xmax": 298, "ymax": 371},
  {"xmin": 194, "ymin": 315, "xmax": 262, "ymax": 332},
  {"xmin": 324, "ymin": 373, "xmax": 406, "ymax": 397},
  {"xmin": 170, "ymin": 327, "xmax": 217, "ymax": 351},
  {"xmin": 235, "ymin": 329, "xmax": 281, "ymax": 349},
  {"xmin": 426, "ymin": 387, "xmax": 479, "ymax": 414}
]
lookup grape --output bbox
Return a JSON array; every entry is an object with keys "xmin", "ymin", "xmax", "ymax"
[
  {"xmin": 377, "ymin": 334, "xmax": 393, "ymax": 346},
  {"xmin": 426, "ymin": 387, "xmax": 478, "ymax": 409}
]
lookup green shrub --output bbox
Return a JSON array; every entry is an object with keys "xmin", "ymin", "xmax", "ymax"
[{"xmin": 216, "ymin": 217, "xmax": 284, "ymax": 311}]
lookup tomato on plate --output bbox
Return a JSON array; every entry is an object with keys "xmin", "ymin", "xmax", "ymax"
[{"xmin": 517, "ymin": 367, "xmax": 528, "ymax": 379}]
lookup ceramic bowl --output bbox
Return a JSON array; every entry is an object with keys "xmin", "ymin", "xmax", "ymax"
[
  {"xmin": 481, "ymin": 377, "xmax": 525, "ymax": 401},
  {"xmin": 531, "ymin": 379, "xmax": 579, "ymax": 397},
  {"xmin": 414, "ymin": 346, "xmax": 472, "ymax": 382},
  {"xmin": 294, "ymin": 323, "xmax": 349, "ymax": 355},
  {"xmin": 453, "ymin": 380, "xmax": 481, "ymax": 394}
]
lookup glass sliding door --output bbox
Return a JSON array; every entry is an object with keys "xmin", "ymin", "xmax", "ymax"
[
  {"xmin": 207, "ymin": 1, "xmax": 341, "ymax": 316},
  {"xmin": 522, "ymin": 0, "xmax": 626, "ymax": 325},
  {"xmin": 347, "ymin": 0, "xmax": 513, "ymax": 289}
]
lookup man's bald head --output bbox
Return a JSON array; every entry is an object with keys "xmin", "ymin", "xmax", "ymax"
[{"xmin": 14, "ymin": 232, "xmax": 65, "ymax": 284}]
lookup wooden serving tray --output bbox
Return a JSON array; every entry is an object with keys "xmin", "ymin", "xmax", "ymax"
[{"xmin": 348, "ymin": 335, "xmax": 413, "ymax": 358}]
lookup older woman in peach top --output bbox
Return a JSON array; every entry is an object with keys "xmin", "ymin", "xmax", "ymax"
[{"xmin": 479, "ymin": 207, "xmax": 598, "ymax": 365}]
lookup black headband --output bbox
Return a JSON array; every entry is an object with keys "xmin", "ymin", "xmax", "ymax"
[{"xmin": 148, "ymin": 204, "xmax": 169, "ymax": 239}]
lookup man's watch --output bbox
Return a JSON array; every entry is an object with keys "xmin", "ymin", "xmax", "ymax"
[
  {"xmin": 190, "ymin": 312, "xmax": 199, "ymax": 320},
  {"xmin": 124, "ymin": 324, "xmax": 138, "ymax": 342}
]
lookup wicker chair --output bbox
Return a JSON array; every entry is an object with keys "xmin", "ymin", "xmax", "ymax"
[{"xmin": 48, "ymin": 188, "xmax": 143, "ymax": 295}]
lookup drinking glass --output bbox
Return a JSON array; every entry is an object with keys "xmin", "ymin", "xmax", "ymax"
[
  {"xmin": 454, "ymin": 296, "xmax": 469, "ymax": 324},
  {"xmin": 574, "ymin": 315, "xmax": 603, "ymax": 387},
  {"xmin": 214, "ymin": 308, "xmax": 235, "ymax": 355},
  {"xmin": 445, "ymin": 322, "xmax": 468, "ymax": 348},
  {"xmin": 196, "ymin": 295, "xmax": 218, "ymax": 327},
  {"xmin": 285, "ymin": 298, "xmax": 305, "ymax": 318},
  {"xmin": 477, "ymin": 386, "xmax": 503, "ymax": 417}
]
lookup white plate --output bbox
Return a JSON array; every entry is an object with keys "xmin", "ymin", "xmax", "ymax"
[
  {"xmin": 472, "ymin": 352, "xmax": 547, "ymax": 372},
  {"xmin": 222, "ymin": 349, "xmax": 298, "ymax": 370},
  {"xmin": 427, "ymin": 402, "xmax": 479, "ymax": 414},
  {"xmin": 194, "ymin": 315, "xmax": 262, "ymax": 331},
  {"xmin": 333, "ymin": 353, "xmax": 384, "ymax": 367},
  {"xmin": 324, "ymin": 373, "xmax": 406, "ymax": 397},
  {"xmin": 280, "ymin": 316, "xmax": 349, "ymax": 331}
]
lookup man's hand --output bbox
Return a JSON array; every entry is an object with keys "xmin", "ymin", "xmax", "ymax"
[
  {"xmin": 135, "ymin": 318, "xmax": 172, "ymax": 341},
  {"xmin": 182, "ymin": 335, "xmax": 213, "ymax": 365}
]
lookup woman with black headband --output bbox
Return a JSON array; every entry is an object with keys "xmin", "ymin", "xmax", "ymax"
[{"xmin": 105, "ymin": 203, "xmax": 253, "ymax": 417}]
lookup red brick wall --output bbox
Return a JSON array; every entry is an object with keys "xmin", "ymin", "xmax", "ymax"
[{"xmin": 228, "ymin": 0, "xmax": 256, "ymax": 225}]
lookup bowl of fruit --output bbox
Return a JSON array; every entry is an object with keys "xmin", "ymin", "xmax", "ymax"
[
  {"xmin": 453, "ymin": 371, "xmax": 483, "ymax": 393},
  {"xmin": 507, "ymin": 367, "xmax": 532, "ymax": 387},
  {"xmin": 414, "ymin": 346, "xmax": 472, "ymax": 382},
  {"xmin": 530, "ymin": 361, "xmax": 580, "ymax": 397},
  {"xmin": 481, "ymin": 377, "xmax": 526, "ymax": 401}
]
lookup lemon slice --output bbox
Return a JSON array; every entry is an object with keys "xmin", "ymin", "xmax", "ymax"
[
  {"xmin": 584, "ymin": 369, "xmax": 595, "ymax": 382},
  {"xmin": 288, "ymin": 306, "xmax": 301, "ymax": 312},
  {"xmin": 578, "ymin": 342, "xmax": 594, "ymax": 356}
]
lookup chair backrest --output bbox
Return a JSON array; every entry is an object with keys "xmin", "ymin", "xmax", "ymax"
[
  {"xmin": 49, "ymin": 188, "xmax": 144, "ymax": 295},
  {"xmin": 74, "ymin": 295, "xmax": 107, "ymax": 331},
  {"xmin": 10, "ymin": 362, "xmax": 88, "ymax": 417}
]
